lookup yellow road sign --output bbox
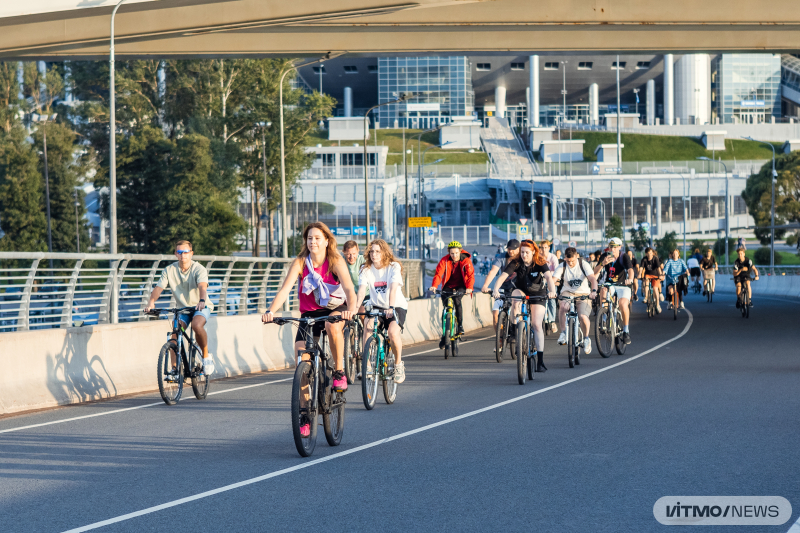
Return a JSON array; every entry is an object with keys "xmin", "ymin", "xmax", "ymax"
[
  {"xmin": 518, "ymin": 225, "xmax": 529, "ymax": 235},
  {"xmin": 408, "ymin": 217, "xmax": 432, "ymax": 228}
]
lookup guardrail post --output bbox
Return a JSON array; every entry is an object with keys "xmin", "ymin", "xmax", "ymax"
[
  {"xmin": 19, "ymin": 259, "xmax": 40, "ymax": 331},
  {"xmin": 62, "ymin": 259, "xmax": 83, "ymax": 328},
  {"xmin": 257, "ymin": 261, "xmax": 270, "ymax": 312},
  {"xmin": 137, "ymin": 260, "xmax": 161, "ymax": 321},
  {"xmin": 114, "ymin": 258, "xmax": 130, "ymax": 324},
  {"xmin": 239, "ymin": 262, "xmax": 256, "ymax": 315},
  {"xmin": 219, "ymin": 260, "xmax": 234, "ymax": 315},
  {"xmin": 280, "ymin": 261, "xmax": 292, "ymax": 312}
]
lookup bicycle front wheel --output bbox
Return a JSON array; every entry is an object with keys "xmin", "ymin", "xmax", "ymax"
[
  {"xmin": 595, "ymin": 307, "xmax": 613, "ymax": 358},
  {"xmin": 495, "ymin": 310, "xmax": 508, "ymax": 363},
  {"xmin": 291, "ymin": 361, "xmax": 318, "ymax": 457},
  {"xmin": 191, "ymin": 346, "xmax": 210, "ymax": 400},
  {"xmin": 443, "ymin": 312, "xmax": 452, "ymax": 360},
  {"xmin": 157, "ymin": 342, "xmax": 183, "ymax": 405},
  {"xmin": 516, "ymin": 321, "xmax": 528, "ymax": 385},
  {"xmin": 614, "ymin": 310, "xmax": 627, "ymax": 355},
  {"xmin": 361, "ymin": 337, "xmax": 379, "ymax": 410},
  {"xmin": 323, "ymin": 390, "xmax": 345, "ymax": 447},
  {"xmin": 567, "ymin": 320, "xmax": 575, "ymax": 368},
  {"xmin": 382, "ymin": 345, "xmax": 398, "ymax": 404}
]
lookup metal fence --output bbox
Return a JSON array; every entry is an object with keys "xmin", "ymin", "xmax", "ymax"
[
  {"xmin": 437, "ymin": 226, "xmax": 494, "ymax": 246},
  {"xmin": 0, "ymin": 253, "xmax": 424, "ymax": 333},
  {"xmin": 538, "ymin": 159, "xmax": 768, "ymax": 178}
]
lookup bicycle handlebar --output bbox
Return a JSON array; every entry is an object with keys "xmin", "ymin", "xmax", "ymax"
[
  {"xmin": 558, "ymin": 294, "xmax": 592, "ymax": 301},
  {"xmin": 269, "ymin": 315, "xmax": 344, "ymax": 326},
  {"xmin": 144, "ymin": 306, "xmax": 197, "ymax": 317},
  {"xmin": 430, "ymin": 288, "xmax": 467, "ymax": 296}
]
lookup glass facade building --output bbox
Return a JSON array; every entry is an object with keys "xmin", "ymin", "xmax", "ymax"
[
  {"xmin": 377, "ymin": 57, "xmax": 474, "ymax": 128},
  {"xmin": 712, "ymin": 54, "xmax": 781, "ymax": 124}
]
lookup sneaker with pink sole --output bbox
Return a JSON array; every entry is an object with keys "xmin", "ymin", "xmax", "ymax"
[{"xmin": 332, "ymin": 370, "xmax": 348, "ymax": 391}]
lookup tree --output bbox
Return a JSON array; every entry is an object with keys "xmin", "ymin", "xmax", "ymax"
[
  {"xmin": 605, "ymin": 214, "xmax": 623, "ymax": 240},
  {"xmin": 629, "ymin": 223, "xmax": 649, "ymax": 252},
  {"xmin": 654, "ymin": 231, "xmax": 678, "ymax": 261},
  {"xmin": 754, "ymin": 246, "xmax": 781, "ymax": 265},
  {"xmin": 742, "ymin": 152, "xmax": 800, "ymax": 245}
]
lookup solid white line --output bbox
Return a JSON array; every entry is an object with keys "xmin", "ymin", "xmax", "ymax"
[
  {"xmin": 0, "ymin": 377, "xmax": 293, "ymax": 435},
  {"xmin": 786, "ymin": 515, "xmax": 800, "ymax": 533},
  {"xmin": 62, "ymin": 313, "xmax": 693, "ymax": 533},
  {"xmin": 403, "ymin": 335, "xmax": 494, "ymax": 358},
  {"xmin": 0, "ymin": 335, "xmax": 493, "ymax": 435}
]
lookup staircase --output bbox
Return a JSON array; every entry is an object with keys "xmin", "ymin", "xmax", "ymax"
[{"xmin": 481, "ymin": 117, "xmax": 540, "ymax": 178}]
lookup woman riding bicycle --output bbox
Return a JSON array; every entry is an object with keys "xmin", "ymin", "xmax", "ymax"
[
  {"xmin": 262, "ymin": 223, "xmax": 356, "ymax": 435},
  {"xmin": 639, "ymin": 246, "xmax": 664, "ymax": 314},
  {"xmin": 662, "ymin": 249, "xmax": 689, "ymax": 310},
  {"xmin": 355, "ymin": 239, "xmax": 408, "ymax": 384},
  {"xmin": 492, "ymin": 239, "xmax": 557, "ymax": 373}
]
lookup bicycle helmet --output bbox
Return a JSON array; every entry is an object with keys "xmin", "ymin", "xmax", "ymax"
[{"xmin": 447, "ymin": 241, "xmax": 462, "ymax": 250}]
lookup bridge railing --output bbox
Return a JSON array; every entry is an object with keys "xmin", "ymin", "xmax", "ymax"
[{"xmin": 0, "ymin": 252, "xmax": 424, "ymax": 333}]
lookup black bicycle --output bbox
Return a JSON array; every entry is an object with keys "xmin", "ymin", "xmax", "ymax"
[
  {"xmin": 145, "ymin": 306, "xmax": 210, "ymax": 406},
  {"xmin": 343, "ymin": 315, "xmax": 362, "ymax": 384},
  {"xmin": 269, "ymin": 315, "xmax": 346, "ymax": 457},
  {"xmin": 491, "ymin": 289, "xmax": 516, "ymax": 363},
  {"xmin": 432, "ymin": 288, "xmax": 467, "ymax": 359},
  {"xmin": 595, "ymin": 283, "xmax": 626, "ymax": 357}
]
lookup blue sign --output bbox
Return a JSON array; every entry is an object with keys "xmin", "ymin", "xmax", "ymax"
[
  {"xmin": 331, "ymin": 226, "xmax": 376, "ymax": 236},
  {"xmin": 740, "ymin": 100, "xmax": 765, "ymax": 107},
  {"xmin": 331, "ymin": 227, "xmax": 351, "ymax": 236}
]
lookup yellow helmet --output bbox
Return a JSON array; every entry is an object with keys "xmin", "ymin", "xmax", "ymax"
[{"xmin": 447, "ymin": 241, "xmax": 462, "ymax": 250}]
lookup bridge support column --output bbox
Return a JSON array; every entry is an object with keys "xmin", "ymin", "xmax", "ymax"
[
  {"xmin": 495, "ymin": 86, "xmax": 506, "ymax": 119},
  {"xmin": 529, "ymin": 55, "xmax": 539, "ymax": 128},
  {"xmin": 664, "ymin": 54, "xmax": 674, "ymax": 125}
]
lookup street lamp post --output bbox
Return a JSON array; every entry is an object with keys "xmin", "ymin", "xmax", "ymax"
[
  {"xmin": 364, "ymin": 93, "xmax": 414, "ymax": 248},
  {"xmin": 405, "ymin": 147, "xmax": 412, "ymax": 258},
  {"xmin": 32, "ymin": 113, "xmax": 56, "ymax": 269},
  {"xmin": 744, "ymin": 136, "xmax": 777, "ymax": 272},
  {"xmin": 609, "ymin": 190, "xmax": 626, "ymax": 247},
  {"xmin": 666, "ymin": 172, "xmax": 688, "ymax": 259},
  {"xmin": 698, "ymin": 157, "xmax": 729, "ymax": 266},
  {"xmin": 418, "ymin": 146, "xmax": 447, "ymax": 258},
  {"xmin": 540, "ymin": 193, "xmax": 562, "ymax": 243},
  {"xmin": 586, "ymin": 196, "xmax": 606, "ymax": 248},
  {"xmin": 259, "ymin": 121, "xmax": 271, "ymax": 256}
]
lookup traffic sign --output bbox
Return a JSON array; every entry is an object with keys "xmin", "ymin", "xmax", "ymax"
[
  {"xmin": 518, "ymin": 225, "xmax": 529, "ymax": 235},
  {"xmin": 408, "ymin": 217, "xmax": 432, "ymax": 228},
  {"xmin": 552, "ymin": 238, "xmax": 561, "ymax": 246},
  {"xmin": 436, "ymin": 239, "xmax": 445, "ymax": 250},
  {"xmin": 427, "ymin": 228, "xmax": 436, "ymax": 236},
  {"xmin": 569, "ymin": 241, "xmax": 577, "ymax": 248},
  {"xmin": 519, "ymin": 218, "xmax": 528, "ymax": 225}
]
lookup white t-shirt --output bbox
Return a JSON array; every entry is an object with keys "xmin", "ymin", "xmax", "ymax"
[
  {"xmin": 687, "ymin": 257, "xmax": 700, "ymax": 269},
  {"xmin": 553, "ymin": 259, "xmax": 593, "ymax": 296},
  {"xmin": 358, "ymin": 262, "xmax": 408, "ymax": 310}
]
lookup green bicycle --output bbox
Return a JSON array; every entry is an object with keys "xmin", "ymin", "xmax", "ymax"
[
  {"xmin": 433, "ymin": 288, "xmax": 466, "ymax": 359},
  {"xmin": 359, "ymin": 303, "xmax": 398, "ymax": 410}
]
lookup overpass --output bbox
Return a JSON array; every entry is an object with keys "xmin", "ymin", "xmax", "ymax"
[{"xmin": 2, "ymin": 0, "xmax": 800, "ymax": 60}]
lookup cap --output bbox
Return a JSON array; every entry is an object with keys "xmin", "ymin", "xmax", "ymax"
[
  {"xmin": 608, "ymin": 237, "xmax": 623, "ymax": 247},
  {"xmin": 506, "ymin": 239, "xmax": 520, "ymax": 250}
]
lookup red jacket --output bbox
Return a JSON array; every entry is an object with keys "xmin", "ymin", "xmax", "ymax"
[{"xmin": 431, "ymin": 251, "xmax": 475, "ymax": 290}]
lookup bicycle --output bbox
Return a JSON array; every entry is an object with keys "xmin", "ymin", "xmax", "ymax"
[
  {"xmin": 703, "ymin": 276, "xmax": 714, "ymax": 303},
  {"xmin": 559, "ymin": 294, "xmax": 591, "ymax": 369},
  {"xmin": 145, "ymin": 306, "xmax": 210, "ymax": 405},
  {"xmin": 595, "ymin": 283, "xmax": 626, "ymax": 357},
  {"xmin": 269, "ymin": 315, "xmax": 346, "ymax": 457},
  {"xmin": 432, "ymin": 288, "xmax": 466, "ymax": 360},
  {"xmin": 737, "ymin": 280, "xmax": 753, "ymax": 318},
  {"xmin": 343, "ymin": 315, "xmax": 362, "ymax": 384},
  {"xmin": 358, "ymin": 304, "xmax": 398, "ymax": 410},
  {"xmin": 643, "ymin": 277, "xmax": 660, "ymax": 318},
  {"xmin": 492, "ymin": 289, "xmax": 516, "ymax": 363},
  {"xmin": 667, "ymin": 275, "xmax": 687, "ymax": 321},
  {"xmin": 691, "ymin": 278, "xmax": 702, "ymax": 294},
  {"xmin": 505, "ymin": 294, "xmax": 547, "ymax": 385}
]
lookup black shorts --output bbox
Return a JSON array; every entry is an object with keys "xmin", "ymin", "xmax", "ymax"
[
  {"xmin": 294, "ymin": 306, "xmax": 347, "ymax": 343},
  {"xmin": 370, "ymin": 306, "xmax": 407, "ymax": 331},
  {"xmin": 734, "ymin": 275, "xmax": 751, "ymax": 285},
  {"xmin": 519, "ymin": 291, "xmax": 547, "ymax": 307},
  {"xmin": 690, "ymin": 267, "xmax": 701, "ymax": 277}
]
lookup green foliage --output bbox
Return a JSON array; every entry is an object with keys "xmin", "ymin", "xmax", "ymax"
[
  {"xmin": 688, "ymin": 238, "xmax": 708, "ymax": 255},
  {"xmin": 604, "ymin": 214, "xmax": 623, "ymax": 240},
  {"xmin": 654, "ymin": 231, "xmax": 679, "ymax": 261},
  {"xmin": 754, "ymin": 246, "xmax": 781, "ymax": 265},
  {"xmin": 628, "ymin": 224, "xmax": 649, "ymax": 252},
  {"xmin": 713, "ymin": 237, "xmax": 736, "ymax": 258},
  {"xmin": 742, "ymin": 152, "xmax": 800, "ymax": 245},
  {"xmin": 786, "ymin": 231, "xmax": 799, "ymax": 249}
]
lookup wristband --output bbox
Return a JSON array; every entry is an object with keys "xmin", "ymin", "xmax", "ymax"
[{"xmin": 199, "ymin": 299, "xmax": 205, "ymax": 302}]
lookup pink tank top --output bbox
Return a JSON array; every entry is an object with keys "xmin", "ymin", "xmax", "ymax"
[{"xmin": 298, "ymin": 257, "xmax": 339, "ymax": 313}]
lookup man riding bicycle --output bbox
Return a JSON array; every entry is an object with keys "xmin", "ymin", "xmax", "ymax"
[
  {"xmin": 639, "ymin": 246, "xmax": 664, "ymax": 314},
  {"xmin": 593, "ymin": 237, "xmax": 634, "ymax": 345},
  {"xmin": 663, "ymin": 249, "xmax": 689, "ymax": 310},
  {"xmin": 144, "ymin": 240, "xmax": 215, "ymax": 376},
  {"xmin": 430, "ymin": 241, "xmax": 474, "ymax": 349},
  {"xmin": 554, "ymin": 247, "xmax": 598, "ymax": 354},
  {"xmin": 700, "ymin": 248, "xmax": 718, "ymax": 296},
  {"xmin": 733, "ymin": 247, "xmax": 759, "ymax": 308},
  {"xmin": 481, "ymin": 239, "xmax": 520, "ymax": 335}
]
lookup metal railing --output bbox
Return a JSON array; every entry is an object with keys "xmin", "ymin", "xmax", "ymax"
[
  {"xmin": 0, "ymin": 253, "xmax": 424, "ymax": 333},
  {"xmin": 538, "ymin": 159, "xmax": 768, "ymax": 177}
]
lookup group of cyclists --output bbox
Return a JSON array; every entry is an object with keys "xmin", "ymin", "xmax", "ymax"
[{"xmin": 144, "ymin": 222, "xmax": 761, "ymax": 450}]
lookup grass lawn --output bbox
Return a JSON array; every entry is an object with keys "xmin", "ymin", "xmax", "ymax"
[
  {"xmin": 569, "ymin": 132, "xmax": 782, "ymax": 162},
  {"xmin": 305, "ymin": 128, "xmax": 488, "ymax": 166}
]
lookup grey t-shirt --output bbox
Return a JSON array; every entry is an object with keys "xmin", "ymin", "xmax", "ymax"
[{"xmin": 156, "ymin": 261, "xmax": 214, "ymax": 311}]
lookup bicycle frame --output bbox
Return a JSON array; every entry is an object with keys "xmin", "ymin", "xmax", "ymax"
[
  {"xmin": 156, "ymin": 308, "xmax": 204, "ymax": 380},
  {"xmin": 364, "ymin": 309, "xmax": 391, "ymax": 382}
]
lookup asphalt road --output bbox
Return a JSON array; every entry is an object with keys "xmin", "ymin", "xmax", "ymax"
[{"xmin": 1, "ymin": 291, "xmax": 799, "ymax": 533}]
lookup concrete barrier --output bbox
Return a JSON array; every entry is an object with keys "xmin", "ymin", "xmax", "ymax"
[
  {"xmin": 711, "ymin": 274, "xmax": 800, "ymax": 301},
  {"xmin": 0, "ymin": 294, "xmax": 494, "ymax": 416}
]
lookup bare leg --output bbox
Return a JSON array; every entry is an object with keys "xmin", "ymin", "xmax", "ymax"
[
  {"xmin": 529, "ymin": 304, "xmax": 546, "ymax": 352},
  {"xmin": 557, "ymin": 300, "xmax": 569, "ymax": 332},
  {"xmin": 619, "ymin": 297, "xmax": 631, "ymax": 326},
  {"xmin": 387, "ymin": 321, "xmax": 403, "ymax": 363},
  {"xmin": 325, "ymin": 318, "xmax": 345, "ymax": 372},
  {"xmin": 191, "ymin": 315, "xmax": 208, "ymax": 358}
]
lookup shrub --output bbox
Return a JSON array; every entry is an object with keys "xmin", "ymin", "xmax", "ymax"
[{"xmin": 754, "ymin": 247, "xmax": 782, "ymax": 265}]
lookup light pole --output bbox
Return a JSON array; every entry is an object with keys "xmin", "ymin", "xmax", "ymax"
[
  {"xmin": 609, "ymin": 189, "xmax": 626, "ymax": 247},
  {"xmin": 405, "ymin": 147, "xmax": 412, "ymax": 258},
  {"xmin": 615, "ymin": 54, "xmax": 622, "ymax": 175},
  {"xmin": 586, "ymin": 196, "xmax": 606, "ymax": 248},
  {"xmin": 364, "ymin": 93, "xmax": 415, "ymax": 247},
  {"xmin": 279, "ymin": 53, "xmax": 341, "ymax": 257},
  {"xmin": 698, "ymin": 156, "xmax": 729, "ymax": 266},
  {"xmin": 667, "ymin": 172, "xmax": 688, "ymax": 259},
  {"xmin": 32, "ymin": 113, "xmax": 56, "ymax": 269},
  {"xmin": 259, "ymin": 121, "xmax": 272, "ymax": 256},
  {"xmin": 743, "ymin": 136, "xmax": 777, "ymax": 272},
  {"xmin": 109, "ymin": 0, "xmax": 133, "ymax": 254},
  {"xmin": 540, "ymin": 193, "xmax": 562, "ymax": 243},
  {"xmin": 74, "ymin": 186, "xmax": 82, "ymax": 253}
]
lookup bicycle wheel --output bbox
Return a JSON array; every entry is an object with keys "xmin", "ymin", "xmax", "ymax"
[
  {"xmin": 382, "ymin": 344, "xmax": 398, "ymax": 404},
  {"xmin": 343, "ymin": 324, "xmax": 356, "ymax": 385},
  {"xmin": 157, "ymin": 341, "xmax": 184, "ymax": 405},
  {"xmin": 323, "ymin": 385, "xmax": 345, "ymax": 447},
  {"xmin": 291, "ymin": 361, "xmax": 318, "ymax": 457},
  {"xmin": 452, "ymin": 336, "xmax": 459, "ymax": 357},
  {"xmin": 595, "ymin": 307, "xmax": 613, "ymax": 358},
  {"xmin": 614, "ymin": 310, "xmax": 627, "ymax": 355},
  {"xmin": 361, "ymin": 336, "xmax": 379, "ymax": 410},
  {"xmin": 567, "ymin": 319, "xmax": 575, "ymax": 368},
  {"xmin": 574, "ymin": 327, "xmax": 582, "ymax": 366},
  {"xmin": 495, "ymin": 310, "xmax": 508, "ymax": 363},
  {"xmin": 443, "ymin": 312, "xmax": 452, "ymax": 360},
  {"xmin": 516, "ymin": 321, "xmax": 528, "ymax": 385},
  {"xmin": 673, "ymin": 290, "xmax": 678, "ymax": 321},
  {"xmin": 190, "ymin": 345, "xmax": 210, "ymax": 400},
  {"xmin": 509, "ymin": 322, "xmax": 517, "ymax": 360}
]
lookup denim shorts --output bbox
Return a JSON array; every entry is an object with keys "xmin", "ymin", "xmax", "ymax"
[{"xmin": 176, "ymin": 307, "xmax": 211, "ymax": 329}]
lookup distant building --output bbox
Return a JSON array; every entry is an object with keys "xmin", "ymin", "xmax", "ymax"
[{"xmin": 713, "ymin": 54, "xmax": 782, "ymax": 124}]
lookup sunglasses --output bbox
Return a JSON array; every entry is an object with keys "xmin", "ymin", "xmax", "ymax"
[{"xmin": 176, "ymin": 250, "xmax": 193, "ymax": 255}]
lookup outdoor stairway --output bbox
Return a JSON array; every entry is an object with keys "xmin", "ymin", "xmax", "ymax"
[{"xmin": 481, "ymin": 117, "xmax": 540, "ymax": 178}]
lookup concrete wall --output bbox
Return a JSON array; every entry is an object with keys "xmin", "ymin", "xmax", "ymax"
[
  {"xmin": 0, "ymin": 294, "xmax": 493, "ymax": 416},
  {"xmin": 713, "ymin": 273, "xmax": 800, "ymax": 300}
]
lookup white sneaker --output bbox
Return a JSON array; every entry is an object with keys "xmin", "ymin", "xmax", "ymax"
[
  {"xmin": 550, "ymin": 322, "xmax": 559, "ymax": 334},
  {"xmin": 680, "ymin": 302, "xmax": 685, "ymax": 310},
  {"xmin": 202, "ymin": 355, "xmax": 215, "ymax": 376},
  {"xmin": 656, "ymin": 302, "xmax": 662, "ymax": 314},
  {"xmin": 393, "ymin": 361, "xmax": 406, "ymax": 384},
  {"xmin": 557, "ymin": 331, "xmax": 567, "ymax": 345},
  {"xmin": 583, "ymin": 337, "xmax": 592, "ymax": 355}
]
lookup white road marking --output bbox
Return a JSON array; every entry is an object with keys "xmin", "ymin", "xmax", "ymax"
[
  {"xmin": 403, "ymin": 335, "xmax": 494, "ymax": 358},
  {"xmin": 787, "ymin": 515, "xmax": 800, "ymax": 533},
  {"xmin": 0, "ymin": 334, "xmax": 493, "ymax": 435},
  {"xmin": 62, "ymin": 313, "xmax": 693, "ymax": 533}
]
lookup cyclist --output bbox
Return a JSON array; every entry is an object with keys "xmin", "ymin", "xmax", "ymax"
[
  {"xmin": 625, "ymin": 249, "xmax": 640, "ymax": 302},
  {"xmin": 687, "ymin": 252, "xmax": 701, "ymax": 287},
  {"xmin": 663, "ymin": 249, "xmax": 689, "ymax": 310},
  {"xmin": 554, "ymin": 247, "xmax": 598, "ymax": 354},
  {"xmin": 343, "ymin": 240, "xmax": 365, "ymax": 288},
  {"xmin": 593, "ymin": 237, "xmax": 634, "ymax": 344},
  {"xmin": 262, "ymin": 222, "xmax": 356, "ymax": 436},
  {"xmin": 481, "ymin": 239, "xmax": 520, "ymax": 334},
  {"xmin": 492, "ymin": 239, "xmax": 557, "ymax": 372},
  {"xmin": 430, "ymin": 241, "xmax": 474, "ymax": 349},
  {"xmin": 144, "ymin": 240, "xmax": 215, "ymax": 376},
  {"xmin": 355, "ymin": 239, "xmax": 408, "ymax": 384},
  {"xmin": 639, "ymin": 246, "xmax": 664, "ymax": 314},
  {"xmin": 733, "ymin": 247, "xmax": 759, "ymax": 308},
  {"xmin": 540, "ymin": 240, "xmax": 559, "ymax": 334},
  {"xmin": 700, "ymin": 248, "xmax": 718, "ymax": 296}
]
